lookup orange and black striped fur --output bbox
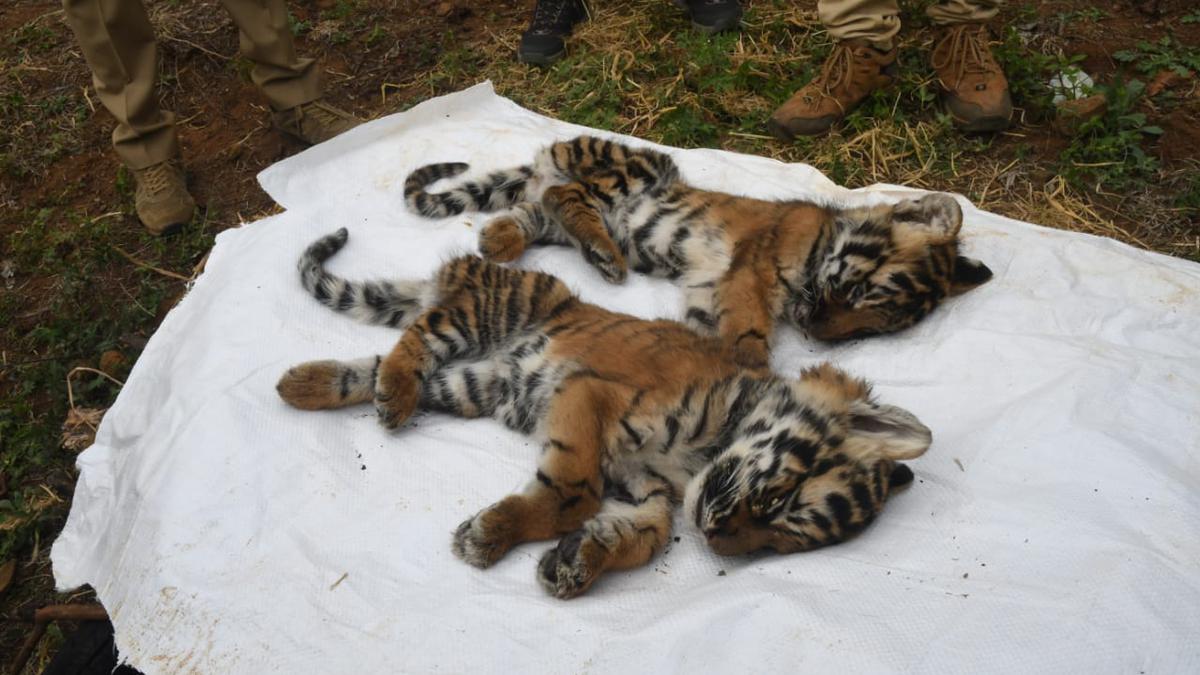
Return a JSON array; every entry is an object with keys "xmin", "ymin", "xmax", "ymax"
[
  {"xmin": 404, "ymin": 135, "xmax": 993, "ymax": 367},
  {"xmin": 278, "ymin": 230, "xmax": 933, "ymax": 598}
]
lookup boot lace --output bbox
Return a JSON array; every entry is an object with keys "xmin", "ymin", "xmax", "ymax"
[
  {"xmin": 139, "ymin": 163, "xmax": 174, "ymax": 196},
  {"xmin": 932, "ymin": 25, "xmax": 996, "ymax": 86},
  {"xmin": 311, "ymin": 102, "xmax": 342, "ymax": 125},
  {"xmin": 813, "ymin": 43, "xmax": 855, "ymax": 95}
]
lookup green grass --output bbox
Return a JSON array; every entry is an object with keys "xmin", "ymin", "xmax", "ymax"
[
  {"xmin": 6, "ymin": 22, "xmax": 56, "ymax": 54},
  {"xmin": 1, "ymin": 199, "xmax": 214, "ymax": 565},
  {"xmin": 0, "ymin": 85, "xmax": 90, "ymax": 182},
  {"xmin": 1171, "ymin": 171, "xmax": 1200, "ymax": 217}
]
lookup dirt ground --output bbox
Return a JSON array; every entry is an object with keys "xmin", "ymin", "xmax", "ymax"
[{"xmin": 1, "ymin": 0, "xmax": 1197, "ymax": 669}]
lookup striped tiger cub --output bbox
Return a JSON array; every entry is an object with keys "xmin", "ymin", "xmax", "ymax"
[
  {"xmin": 403, "ymin": 135, "xmax": 993, "ymax": 367},
  {"xmin": 278, "ymin": 229, "xmax": 932, "ymax": 598}
]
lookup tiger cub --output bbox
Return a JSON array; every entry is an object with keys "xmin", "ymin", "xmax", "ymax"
[
  {"xmin": 403, "ymin": 135, "xmax": 993, "ymax": 367},
  {"xmin": 278, "ymin": 229, "xmax": 932, "ymax": 598}
]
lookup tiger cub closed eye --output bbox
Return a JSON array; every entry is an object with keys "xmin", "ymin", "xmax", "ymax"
[
  {"xmin": 279, "ymin": 229, "xmax": 932, "ymax": 598},
  {"xmin": 403, "ymin": 135, "xmax": 993, "ymax": 367}
]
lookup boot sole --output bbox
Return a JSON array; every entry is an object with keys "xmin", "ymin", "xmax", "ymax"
[
  {"xmin": 518, "ymin": 47, "xmax": 567, "ymax": 66},
  {"xmin": 152, "ymin": 221, "xmax": 185, "ymax": 237},
  {"xmin": 139, "ymin": 213, "xmax": 189, "ymax": 237},
  {"xmin": 953, "ymin": 114, "xmax": 1011, "ymax": 133},
  {"xmin": 766, "ymin": 116, "xmax": 837, "ymax": 141},
  {"xmin": 276, "ymin": 129, "xmax": 313, "ymax": 146},
  {"xmin": 945, "ymin": 92, "xmax": 1013, "ymax": 134},
  {"xmin": 671, "ymin": 0, "xmax": 742, "ymax": 34},
  {"xmin": 692, "ymin": 15, "xmax": 743, "ymax": 35}
]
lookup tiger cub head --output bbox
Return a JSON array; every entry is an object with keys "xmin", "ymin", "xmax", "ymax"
[
  {"xmin": 685, "ymin": 364, "xmax": 930, "ymax": 556},
  {"xmin": 795, "ymin": 193, "xmax": 993, "ymax": 341}
]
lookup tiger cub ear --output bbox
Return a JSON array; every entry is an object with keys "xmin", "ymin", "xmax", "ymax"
[
  {"xmin": 892, "ymin": 193, "xmax": 963, "ymax": 243},
  {"xmin": 950, "ymin": 255, "xmax": 993, "ymax": 296},
  {"xmin": 844, "ymin": 401, "xmax": 932, "ymax": 461},
  {"xmin": 889, "ymin": 463, "xmax": 915, "ymax": 489}
]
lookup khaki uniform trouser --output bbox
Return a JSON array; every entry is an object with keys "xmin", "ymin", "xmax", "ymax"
[
  {"xmin": 62, "ymin": 0, "xmax": 322, "ymax": 169},
  {"xmin": 819, "ymin": 0, "xmax": 1003, "ymax": 49}
]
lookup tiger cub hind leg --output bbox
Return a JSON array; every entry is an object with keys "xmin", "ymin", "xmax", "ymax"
[
  {"xmin": 277, "ymin": 356, "xmax": 379, "ymax": 410},
  {"xmin": 478, "ymin": 202, "xmax": 570, "ymax": 264},
  {"xmin": 452, "ymin": 376, "xmax": 620, "ymax": 569},
  {"xmin": 478, "ymin": 217, "xmax": 528, "ymax": 263}
]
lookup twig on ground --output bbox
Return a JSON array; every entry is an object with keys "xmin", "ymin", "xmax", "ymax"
[
  {"xmin": 158, "ymin": 34, "xmax": 232, "ymax": 61},
  {"xmin": 111, "ymin": 245, "xmax": 191, "ymax": 281},
  {"xmin": 65, "ymin": 367, "xmax": 124, "ymax": 432},
  {"xmin": 8, "ymin": 604, "xmax": 109, "ymax": 675}
]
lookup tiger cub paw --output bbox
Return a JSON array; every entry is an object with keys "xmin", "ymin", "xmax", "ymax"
[
  {"xmin": 731, "ymin": 334, "xmax": 770, "ymax": 370},
  {"xmin": 276, "ymin": 361, "xmax": 342, "ymax": 410},
  {"xmin": 581, "ymin": 243, "xmax": 627, "ymax": 284},
  {"xmin": 452, "ymin": 507, "xmax": 517, "ymax": 569},
  {"xmin": 479, "ymin": 217, "xmax": 527, "ymax": 263},
  {"xmin": 536, "ymin": 530, "xmax": 606, "ymax": 600},
  {"xmin": 373, "ymin": 364, "xmax": 420, "ymax": 429}
]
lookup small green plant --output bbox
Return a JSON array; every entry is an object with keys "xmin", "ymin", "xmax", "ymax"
[
  {"xmin": 325, "ymin": 0, "xmax": 357, "ymax": 22},
  {"xmin": 1060, "ymin": 79, "xmax": 1162, "ymax": 191},
  {"xmin": 1174, "ymin": 173, "xmax": 1200, "ymax": 214},
  {"xmin": 994, "ymin": 27, "xmax": 1087, "ymax": 118},
  {"xmin": 115, "ymin": 165, "xmax": 133, "ymax": 200},
  {"xmin": 287, "ymin": 12, "xmax": 311, "ymax": 37},
  {"xmin": 1056, "ymin": 7, "xmax": 1109, "ymax": 23},
  {"xmin": 230, "ymin": 56, "xmax": 255, "ymax": 83},
  {"xmin": 1113, "ymin": 36, "xmax": 1200, "ymax": 77},
  {"xmin": 1181, "ymin": 10, "xmax": 1200, "ymax": 24},
  {"xmin": 364, "ymin": 24, "xmax": 387, "ymax": 47}
]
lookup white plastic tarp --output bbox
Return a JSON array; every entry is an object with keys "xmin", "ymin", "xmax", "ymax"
[{"xmin": 52, "ymin": 82, "xmax": 1200, "ymax": 673}]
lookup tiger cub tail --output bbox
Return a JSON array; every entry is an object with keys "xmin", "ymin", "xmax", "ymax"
[
  {"xmin": 298, "ymin": 228, "xmax": 437, "ymax": 328},
  {"xmin": 404, "ymin": 162, "xmax": 535, "ymax": 218}
]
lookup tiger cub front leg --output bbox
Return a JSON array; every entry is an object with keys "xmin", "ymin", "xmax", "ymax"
[
  {"xmin": 715, "ymin": 252, "xmax": 777, "ymax": 369},
  {"xmin": 452, "ymin": 378, "xmax": 614, "ymax": 568},
  {"xmin": 542, "ymin": 183, "xmax": 627, "ymax": 284},
  {"xmin": 537, "ymin": 472, "xmax": 674, "ymax": 599},
  {"xmin": 681, "ymin": 271, "xmax": 722, "ymax": 336}
]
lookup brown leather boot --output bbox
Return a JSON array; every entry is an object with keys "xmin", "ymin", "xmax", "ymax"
[
  {"xmin": 133, "ymin": 159, "xmax": 195, "ymax": 237},
  {"xmin": 768, "ymin": 41, "xmax": 898, "ymax": 140},
  {"xmin": 273, "ymin": 100, "xmax": 362, "ymax": 146},
  {"xmin": 930, "ymin": 24, "xmax": 1012, "ymax": 132}
]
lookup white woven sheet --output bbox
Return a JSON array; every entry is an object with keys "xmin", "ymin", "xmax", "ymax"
[{"xmin": 52, "ymin": 82, "xmax": 1200, "ymax": 673}]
